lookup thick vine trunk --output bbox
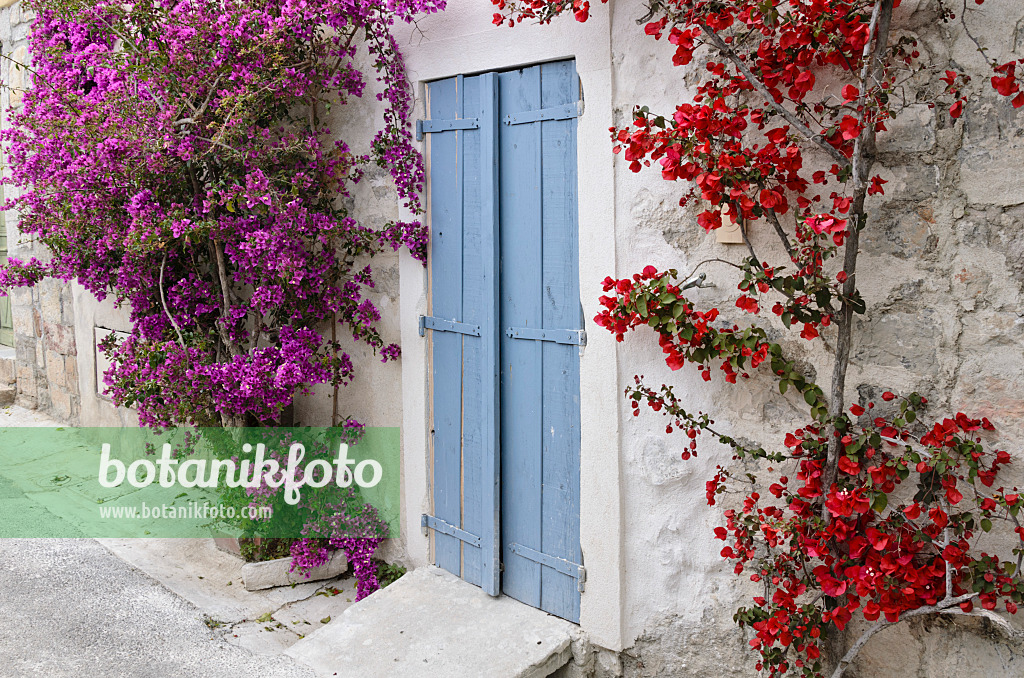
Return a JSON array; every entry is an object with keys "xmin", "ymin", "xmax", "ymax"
[{"xmin": 821, "ymin": 0, "xmax": 894, "ymax": 513}]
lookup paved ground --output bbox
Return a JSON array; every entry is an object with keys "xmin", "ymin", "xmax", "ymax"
[{"xmin": 0, "ymin": 539, "xmax": 317, "ymax": 678}]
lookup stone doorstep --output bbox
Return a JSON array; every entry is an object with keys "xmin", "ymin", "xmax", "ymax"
[{"xmin": 286, "ymin": 565, "xmax": 579, "ymax": 678}]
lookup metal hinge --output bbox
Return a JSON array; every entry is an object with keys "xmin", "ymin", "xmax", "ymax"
[
  {"xmin": 504, "ymin": 101, "xmax": 583, "ymax": 126},
  {"xmin": 415, "ymin": 117, "xmax": 480, "ymax": 141},
  {"xmin": 505, "ymin": 326, "xmax": 586, "ymax": 346},
  {"xmin": 421, "ymin": 514, "xmax": 482, "ymax": 548},
  {"xmin": 419, "ymin": 315, "xmax": 482, "ymax": 337},
  {"xmin": 508, "ymin": 542, "xmax": 586, "ymax": 593}
]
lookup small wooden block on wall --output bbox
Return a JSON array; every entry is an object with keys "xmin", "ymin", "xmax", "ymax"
[{"xmin": 716, "ymin": 207, "xmax": 745, "ymax": 244}]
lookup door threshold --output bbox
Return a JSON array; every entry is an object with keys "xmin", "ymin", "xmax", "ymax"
[{"xmin": 286, "ymin": 565, "xmax": 581, "ymax": 678}]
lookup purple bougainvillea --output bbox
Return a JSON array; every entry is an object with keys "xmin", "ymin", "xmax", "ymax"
[
  {"xmin": 0, "ymin": 0, "xmax": 442, "ymax": 429},
  {"xmin": 0, "ymin": 0, "xmax": 440, "ymax": 596}
]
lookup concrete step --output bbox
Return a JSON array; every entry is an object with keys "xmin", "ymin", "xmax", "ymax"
[{"xmin": 285, "ymin": 565, "xmax": 578, "ymax": 678}]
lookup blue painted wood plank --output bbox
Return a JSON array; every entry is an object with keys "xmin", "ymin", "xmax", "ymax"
[
  {"xmin": 460, "ymin": 73, "xmax": 484, "ymax": 588},
  {"xmin": 499, "ymin": 64, "xmax": 545, "ymax": 610},
  {"xmin": 478, "ymin": 72, "xmax": 503, "ymax": 597},
  {"xmin": 427, "ymin": 75, "xmax": 464, "ymax": 577},
  {"xmin": 538, "ymin": 60, "xmax": 582, "ymax": 623}
]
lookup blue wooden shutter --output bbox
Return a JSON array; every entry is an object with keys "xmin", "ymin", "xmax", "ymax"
[
  {"xmin": 422, "ymin": 74, "xmax": 501, "ymax": 596},
  {"xmin": 498, "ymin": 60, "xmax": 583, "ymax": 624}
]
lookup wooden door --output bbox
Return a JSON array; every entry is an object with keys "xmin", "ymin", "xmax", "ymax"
[{"xmin": 421, "ymin": 61, "xmax": 583, "ymax": 622}]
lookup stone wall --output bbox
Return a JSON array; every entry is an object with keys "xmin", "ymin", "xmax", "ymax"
[
  {"xmin": 610, "ymin": 0, "xmax": 1024, "ymax": 675},
  {"xmin": 0, "ymin": 0, "xmax": 81, "ymax": 423}
]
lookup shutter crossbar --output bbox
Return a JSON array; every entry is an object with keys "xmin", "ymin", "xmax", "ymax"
[
  {"xmin": 509, "ymin": 542, "xmax": 586, "ymax": 592},
  {"xmin": 416, "ymin": 117, "xmax": 480, "ymax": 141},
  {"xmin": 422, "ymin": 514, "xmax": 482, "ymax": 548},
  {"xmin": 506, "ymin": 326, "xmax": 586, "ymax": 346},
  {"xmin": 420, "ymin": 315, "xmax": 482, "ymax": 337},
  {"xmin": 503, "ymin": 102, "xmax": 582, "ymax": 126}
]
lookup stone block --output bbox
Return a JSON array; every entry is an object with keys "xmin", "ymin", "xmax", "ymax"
[
  {"xmin": 877, "ymin": 104, "xmax": 935, "ymax": 154},
  {"xmin": 11, "ymin": 302, "xmax": 33, "ymax": 337},
  {"xmin": 9, "ymin": 286, "xmax": 31, "ymax": 306},
  {"xmin": 14, "ymin": 335, "xmax": 35, "ymax": 366},
  {"xmin": 43, "ymin": 321, "xmax": 76, "ymax": 356},
  {"xmin": 15, "ymin": 363, "xmax": 34, "ymax": 398},
  {"xmin": 959, "ymin": 100, "xmax": 1024, "ymax": 206},
  {"xmin": 861, "ymin": 204, "xmax": 939, "ymax": 259},
  {"xmin": 854, "ymin": 309, "xmax": 942, "ymax": 375},
  {"xmin": 868, "ymin": 164, "xmax": 940, "ymax": 204},
  {"xmin": 39, "ymin": 282, "xmax": 61, "ymax": 322},
  {"xmin": 241, "ymin": 550, "xmax": 348, "ymax": 591},
  {"xmin": 64, "ymin": 355, "xmax": 79, "ymax": 395},
  {"xmin": 61, "ymin": 288, "xmax": 75, "ymax": 325},
  {"xmin": 45, "ymin": 349, "xmax": 66, "ymax": 390},
  {"xmin": 0, "ymin": 357, "xmax": 14, "ymax": 386},
  {"xmin": 49, "ymin": 386, "xmax": 71, "ymax": 421},
  {"xmin": 7, "ymin": 46, "xmax": 27, "ymax": 109}
]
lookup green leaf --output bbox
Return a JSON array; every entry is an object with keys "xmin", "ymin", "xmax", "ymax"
[
  {"xmin": 804, "ymin": 389, "xmax": 817, "ymax": 406},
  {"xmin": 872, "ymin": 493, "xmax": 888, "ymax": 513},
  {"xmin": 981, "ymin": 518, "xmax": 993, "ymax": 532},
  {"xmin": 779, "ymin": 380, "xmax": 789, "ymax": 395},
  {"xmin": 849, "ymin": 292, "xmax": 867, "ymax": 315}
]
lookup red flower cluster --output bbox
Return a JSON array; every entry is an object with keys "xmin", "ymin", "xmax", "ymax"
[
  {"xmin": 715, "ymin": 403, "xmax": 1024, "ymax": 676},
  {"xmin": 596, "ymin": 268, "xmax": 774, "ymax": 385}
]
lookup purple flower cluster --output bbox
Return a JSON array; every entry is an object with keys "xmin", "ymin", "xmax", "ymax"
[
  {"xmin": 382, "ymin": 220, "xmax": 430, "ymax": 264},
  {"xmin": 2, "ymin": 0, "xmax": 443, "ymax": 427},
  {"xmin": 291, "ymin": 486, "xmax": 391, "ymax": 600}
]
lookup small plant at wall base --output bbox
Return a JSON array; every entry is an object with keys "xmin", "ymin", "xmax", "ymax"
[
  {"xmin": 0, "ymin": 0, "xmax": 441, "ymax": 594},
  {"xmin": 494, "ymin": 1, "xmax": 1024, "ymax": 676}
]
